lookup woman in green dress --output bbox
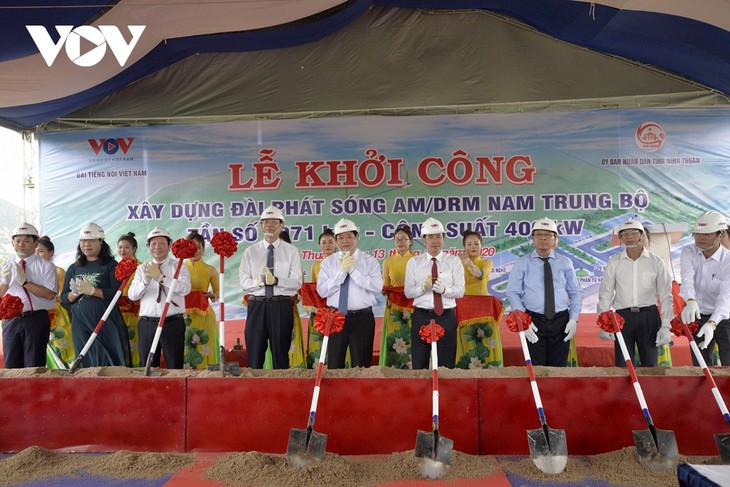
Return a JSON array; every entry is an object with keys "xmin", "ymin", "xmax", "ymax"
[{"xmin": 61, "ymin": 223, "xmax": 130, "ymax": 367}]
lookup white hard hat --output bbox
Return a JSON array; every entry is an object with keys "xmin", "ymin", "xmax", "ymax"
[
  {"xmin": 147, "ymin": 226, "xmax": 172, "ymax": 242},
  {"xmin": 615, "ymin": 219, "xmax": 644, "ymax": 235},
  {"xmin": 12, "ymin": 222, "xmax": 38, "ymax": 238},
  {"xmin": 692, "ymin": 210, "xmax": 727, "ymax": 234},
  {"xmin": 421, "ymin": 217, "xmax": 445, "ymax": 235},
  {"xmin": 260, "ymin": 205, "xmax": 285, "ymax": 223},
  {"xmin": 532, "ymin": 217, "xmax": 558, "ymax": 235},
  {"xmin": 334, "ymin": 218, "xmax": 359, "ymax": 235},
  {"xmin": 79, "ymin": 222, "xmax": 105, "ymax": 240}
]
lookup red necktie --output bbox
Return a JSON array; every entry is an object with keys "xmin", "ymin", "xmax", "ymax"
[
  {"xmin": 431, "ymin": 257, "xmax": 443, "ymax": 316},
  {"xmin": 20, "ymin": 259, "xmax": 33, "ymax": 313}
]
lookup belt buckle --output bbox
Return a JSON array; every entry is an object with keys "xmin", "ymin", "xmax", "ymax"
[{"xmin": 630, "ymin": 307, "xmax": 640, "ymax": 313}]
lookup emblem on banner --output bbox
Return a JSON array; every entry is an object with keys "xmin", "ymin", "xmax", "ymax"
[{"xmin": 634, "ymin": 121, "xmax": 666, "ymax": 152}]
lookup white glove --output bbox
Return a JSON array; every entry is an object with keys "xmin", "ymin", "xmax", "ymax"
[
  {"xmin": 599, "ymin": 329, "xmax": 615, "ymax": 341},
  {"xmin": 655, "ymin": 320, "xmax": 672, "ymax": 346},
  {"xmin": 69, "ymin": 278, "xmax": 81, "ymax": 294},
  {"xmin": 421, "ymin": 275, "xmax": 432, "ymax": 292},
  {"xmin": 524, "ymin": 323, "xmax": 539, "ymax": 344},
  {"xmin": 340, "ymin": 253, "xmax": 355, "ymax": 274},
  {"xmin": 681, "ymin": 300, "xmax": 701, "ymax": 324},
  {"xmin": 77, "ymin": 278, "xmax": 95, "ymax": 296},
  {"xmin": 142, "ymin": 261, "xmax": 163, "ymax": 285},
  {"xmin": 697, "ymin": 321, "xmax": 716, "ymax": 350},
  {"xmin": 563, "ymin": 319, "xmax": 578, "ymax": 342},
  {"xmin": 432, "ymin": 280, "xmax": 446, "ymax": 294},
  {"xmin": 0, "ymin": 260, "xmax": 12, "ymax": 286},
  {"xmin": 15, "ymin": 262, "xmax": 26, "ymax": 286},
  {"xmin": 264, "ymin": 267, "xmax": 276, "ymax": 286}
]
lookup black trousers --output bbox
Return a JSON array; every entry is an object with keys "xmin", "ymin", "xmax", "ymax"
[
  {"xmin": 614, "ymin": 306, "xmax": 661, "ymax": 367},
  {"xmin": 526, "ymin": 309, "xmax": 570, "ymax": 367},
  {"xmin": 328, "ymin": 308, "xmax": 375, "ymax": 369},
  {"xmin": 138, "ymin": 315, "xmax": 185, "ymax": 369},
  {"xmin": 693, "ymin": 315, "xmax": 730, "ymax": 366},
  {"xmin": 2, "ymin": 310, "xmax": 50, "ymax": 368},
  {"xmin": 411, "ymin": 307, "xmax": 457, "ymax": 369},
  {"xmin": 245, "ymin": 299, "xmax": 294, "ymax": 369}
]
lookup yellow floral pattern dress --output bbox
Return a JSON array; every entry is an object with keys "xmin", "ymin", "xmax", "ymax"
[
  {"xmin": 117, "ymin": 258, "xmax": 141, "ymax": 367},
  {"xmin": 380, "ymin": 251, "xmax": 414, "ymax": 368},
  {"xmin": 46, "ymin": 266, "xmax": 74, "ymax": 368},
  {"xmin": 456, "ymin": 256, "xmax": 504, "ymax": 368},
  {"xmin": 184, "ymin": 259, "xmax": 220, "ymax": 369}
]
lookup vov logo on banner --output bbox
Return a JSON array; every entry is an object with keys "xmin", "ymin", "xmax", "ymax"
[{"xmin": 26, "ymin": 25, "xmax": 146, "ymax": 67}]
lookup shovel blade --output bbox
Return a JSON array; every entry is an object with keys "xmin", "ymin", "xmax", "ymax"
[
  {"xmin": 286, "ymin": 427, "xmax": 327, "ymax": 468},
  {"xmin": 714, "ymin": 433, "xmax": 730, "ymax": 464},
  {"xmin": 527, "ymin": 427, "xmax": 568, "ymax": 474},
  {"xmin": 415, "ymin": 430, "xmax": 453, "ymax": 480},
  {"xmin": 633, "ymin": 429, "xmax": 678, "ymax": 471}
]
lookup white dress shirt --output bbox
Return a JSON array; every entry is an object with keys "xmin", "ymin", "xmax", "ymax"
[
  {"xmin": 680, "ymin": 244, "xmax": 730, "ymax": 323},
  {"xmin": 128, "ymin": 257, "xmax": 191, "ymax": 317},
  {"xmin": 7, "ymin": 254, "xmax": 57, "ymax": 311},
  {"xmin": 404, "ymin": 251, "xmax": 465, "ymax": 310},
  {"xmin": 317, "ymin": 248, "xmax": 383, "ymax": 310},
  {"xmin": 239, "ymin": 239, "xmax": 302, "ymax": 297},
  {"xmin": 597, "ymin": 247, "xmax": 674, "ymax": 321}
]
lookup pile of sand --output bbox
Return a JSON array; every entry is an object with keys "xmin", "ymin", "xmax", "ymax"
[{"xmin": 0, "ymin": 445, "xmax": 720, "ymax": 487}]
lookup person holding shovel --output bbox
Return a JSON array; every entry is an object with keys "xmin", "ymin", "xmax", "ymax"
[
  {"xmin": 404, "ymin": 217, "xmax": 465, "ymax": 369},
  {"xmin": 679, "ymin": 210, "xmax": 730, "ymax": 366},
  {"xmin": 128, "ymin": 226, "xmax": 191, "ymax": 369},
  {"xmin": 61, "ymin": 222, "xmax": 130, "ymax": 367},
  {"xmin": 597, "ymin": 219, "xmax": 673, "ymax": 367},
  {"xmin": 1, "ymin": 223, "xmax": 57, "ymax": 368},
  {"xmin": 317, "ymin": 218, "xmax": 383, "ymax": 368},
  {"xmin": 506, "ymin": 217, "xmax": 583, "ymax": 367},
  {"xmin": 239, "ymin": 205, "xmax": 302, "ymax": 369}
]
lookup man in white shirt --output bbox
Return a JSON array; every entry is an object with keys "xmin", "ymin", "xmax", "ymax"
[
  {"xmin": 128, "ymin": 226, "xmax": 191, "ymax": 369},
  {"xmin": 239, "ymin": 206, "xmax": 302, "ymax": 369},
  {"xmin": 597, "ymin": 220, "xmax": 673, "ymax": 366},
  {"xmin": 405, "ymin": 217, "xmax": 465, "ymax": 369},
  {"xmin": 317, "ymin": 218, "xmax": 383, "ymax": 368},
  {"xmin": 680, "ymin": 210, "xmax": 730, "ymax": 365},
  {"xmin": 0, "ymin": 223, "xmax": 57, "ymax": 368}
]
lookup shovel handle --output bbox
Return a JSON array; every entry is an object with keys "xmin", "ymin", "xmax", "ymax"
[
  {"xmin": 610, "ymin": 314, "xmax": 656, "ymax": 429},
  {"xmin": 306, "ymin": 319, "xmax": 332, "ymax": 428},
  {"xmin": 143, "ymin": 258, "xmax": 185, "ymax": 376},
  {"xmin": 518, "ymin": 330, "xmax": 549, "ymax": 426},
  {"xmin": 218, "ymin": 255, "xmax": 225, "ymax": 347},
  {"xmin": 681, "ymin": 323, "xmax": 730, "ymax": 427}
]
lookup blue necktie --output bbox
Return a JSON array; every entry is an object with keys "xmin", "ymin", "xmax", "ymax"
[{"xmin": 338, "ymin": 274, "xmax": 350, "ymax": 316}]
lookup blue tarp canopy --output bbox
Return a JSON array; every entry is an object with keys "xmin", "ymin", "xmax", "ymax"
[{"xmin": 1, "ymin": 0, "xmax": 729, "ymax": 131}]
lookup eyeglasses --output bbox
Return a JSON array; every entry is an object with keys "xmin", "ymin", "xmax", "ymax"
[
  {"xmin": 394, "ymin": 237, "xmax": 410, "ymax": 243},
  {"xmin": 620, "ymin": 230, "xmax": 642, "ymax": 237},
  {"xmin": 532, "ymin": 232, "xmax": 555, "ymax": 239}
]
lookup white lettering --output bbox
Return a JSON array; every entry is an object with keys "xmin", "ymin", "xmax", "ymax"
[{"xmin": 26, "ymin": 25, "xmax": 146, "ymax": 67}]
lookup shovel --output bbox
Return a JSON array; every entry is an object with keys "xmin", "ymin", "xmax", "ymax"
[
  {"xmin": 415, "ymin": 319, "xmax": 453, "ymax": 480},
  {"xmin": 517, "ymin": 322, "xmax": 568, "ymax": 474},
  {"xmin": 287, "ymin": 311, "xmax": 336, "ymax": 467},
  {"xmin": 65, "ymin": 279, "xmax": 129, "ymax": 374},
  {"xmin": 610, "ymin": 312, "xmax": 678, "ymax": 471},
  {"xmin": 679, "ymin": 321, "xmax": 730, "ymax": 463}
]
